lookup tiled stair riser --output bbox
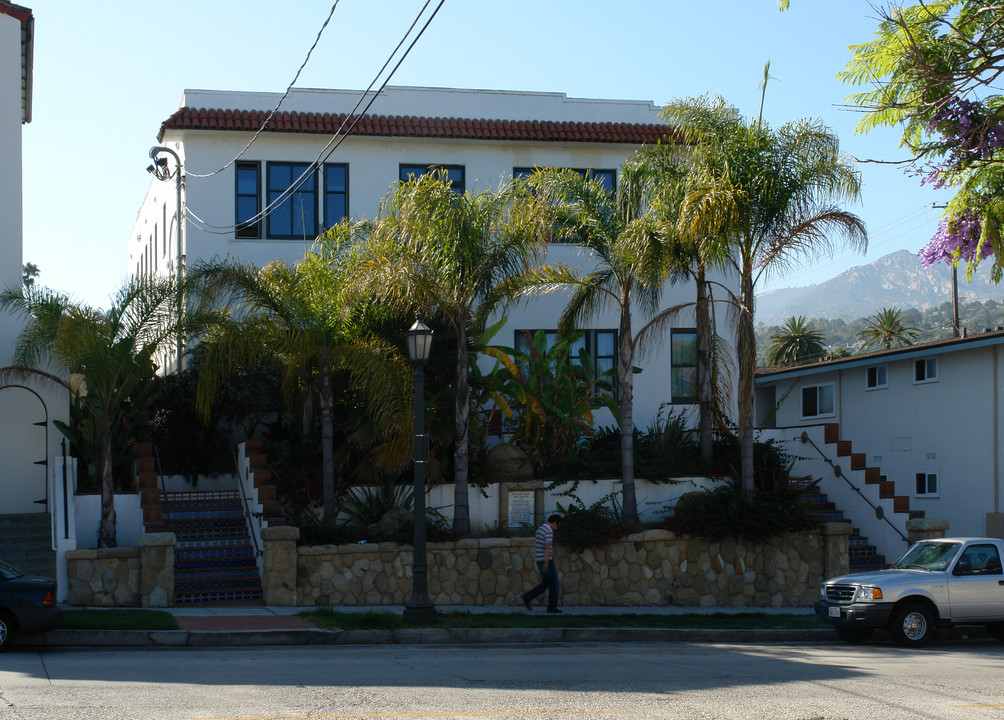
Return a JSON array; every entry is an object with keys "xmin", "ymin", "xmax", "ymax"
[
  {"xmin": 792, "ymin": 481, "xmax": 886, "ymax": 573},
  {"xmin": 162, "ymin": 490, "xmax": 263, "ymax": 604}
]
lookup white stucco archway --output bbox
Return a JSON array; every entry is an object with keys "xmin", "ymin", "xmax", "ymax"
[{"xmin": 0, "ymin": 384, "xmax": 49, "ymax": 514}]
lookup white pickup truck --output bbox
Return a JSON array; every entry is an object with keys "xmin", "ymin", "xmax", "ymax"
[{"xmin": 815, "ymin": 537, "xmax": 1004, "ymax": 646}]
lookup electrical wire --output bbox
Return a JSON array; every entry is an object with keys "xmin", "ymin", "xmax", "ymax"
[
  {"xmin": 185, "ymin": 0, "xmax": 445, "ymax": 235},
  {"xmin": 186, "ymin": 1, "xmax": 343, "ymax": 179}
]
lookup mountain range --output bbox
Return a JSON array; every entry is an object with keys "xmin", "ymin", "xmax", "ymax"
[{"xmin": 755, "ymin": 249, "xmax": 1002, "ymax": 325}]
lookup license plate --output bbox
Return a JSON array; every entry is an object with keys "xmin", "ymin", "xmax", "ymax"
[{"xmin": 828, "ymin": 606, "xmax": 841, "ymax": 618}]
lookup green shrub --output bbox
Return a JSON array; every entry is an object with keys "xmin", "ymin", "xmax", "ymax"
[{"xmin": 555, "ymin": 494, "xmax": 633, "ymax": 552}]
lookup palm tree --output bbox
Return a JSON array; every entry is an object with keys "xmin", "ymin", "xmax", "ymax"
[
  {"xmin": 518, "ymin": 160, "xmax": 685, "ymax": 524},
  {"xmin": 0, "ymin": 277, "xmax": 212, "ymax": 547},
  {"xmin": 192, "ymin": 238, "xmax": 412, "ymax": 523},
  {"xmin": 766, "ymin": 316, "xmax": 827, "ymax": 365},
  {"xmin": 663, "ymin": 92, "xmax": 867, "ymax": 492},
  {"xmin": 334, "ymin": 174, "xmax": 546, "ymax": 535},
  {"xmin": 857, "ymin": 307, "xmax": 920, "ymax": 351}
]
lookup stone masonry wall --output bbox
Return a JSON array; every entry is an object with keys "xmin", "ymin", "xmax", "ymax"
[
  {"xmin": 293, "ymin": 525, "xmax": 851, "ymax": 608},
  {"xmin": 65, "ymin": 547, "xmax": 142, "ymax": 606}
]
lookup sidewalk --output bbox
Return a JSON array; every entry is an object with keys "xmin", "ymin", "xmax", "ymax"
[{"xmin": 20, "ymin": 604, "xmax": 828, "ymax": 650}]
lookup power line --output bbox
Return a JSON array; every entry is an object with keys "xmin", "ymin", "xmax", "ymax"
[
  {"xmin": 186, "ymin": 1, "xmax": 343, "ymax": 179},
  {"xmin": 186, "ymin": 0, "xmax": 445, "ymax": 236}
]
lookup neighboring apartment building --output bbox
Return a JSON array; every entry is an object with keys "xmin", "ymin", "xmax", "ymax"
[
  {"xmin": 0, "ymin": 1, "xmax": 67, "ymax": 521},
  {"xmin": 755, "ymin": 329, "xmax": 1004, "ymax": 549},
  {"xmin": 131, "ymin": 86, "xmax": 730, "ymax": 430}
]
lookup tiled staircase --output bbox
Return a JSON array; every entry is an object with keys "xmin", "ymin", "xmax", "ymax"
[
  {"xmin": 163, "ymin": 490, "xmax": 263, "ymax": 604},
  {"xmin": 795, "ymin": 481, "xmax": 887, "ymax": 572},
  {"xmin": 0, "ymin": 513, "xmax": 55, "ymax": 578}
]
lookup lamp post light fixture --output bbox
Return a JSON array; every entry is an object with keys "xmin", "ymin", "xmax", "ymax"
[
  {"xmin": 403, "ymin": 315, "xmax": 437, "ymax": 625},
  {"xmin": 146, "ymin": 146, "xmax": 186, "ymax": 372}
]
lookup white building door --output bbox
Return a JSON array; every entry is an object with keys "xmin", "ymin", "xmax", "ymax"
[{"xmin": 0, "ymin": 385, "xmax": 48, "ymax": 515}]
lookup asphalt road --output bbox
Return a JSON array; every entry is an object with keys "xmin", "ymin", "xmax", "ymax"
[{"xmin": 2, "ymin": 640, "xmax": 1003, "ymax": 720}]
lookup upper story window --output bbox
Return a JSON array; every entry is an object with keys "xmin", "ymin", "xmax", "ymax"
[
  {"xmin": 323, "ymin": 163, "xmax": 349, "ymax": 230},
  {"xmin": 400, "ymin": 164, "xmax": 465, "ymax": 193},
  {"xmin": 513, "ymin": 167, "xmax": 617, "ymax": 193},
  {"xmin": 670, "ymin": 329, "xmax": 698, "ymax": 403},
  {"xmin": 866, "ymin": 365, "xmax": 888, "ymax": 390},
  {"xmin": 801, "ymin": 383, "xmax": 835, "ymax": 419},
  {"xmin": 914, "ymin": 357, "xmax": 939, "ymax": 384},
  {"xmin": 915, "ymin": 471, "xmax": 939, "ymax": 497},
  {"xmin": 235, "ymin": 162, "xmax": 261, "ymax": 239},
  {"xmin": 513, "ymin": 328, "xmax": 617, "ymax": 398},
  {"xmin": 267, "ymin": 162, "xmax": 317, "ymax": 240}
]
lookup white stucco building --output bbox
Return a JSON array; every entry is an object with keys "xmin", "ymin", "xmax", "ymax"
[
  {"xmin": 131, "ymin": 86, "xmax": 730, "ymax": 430},
  {"xmin": 755, "ymin": 329, "xmax": 1004, "ymax": 556}
]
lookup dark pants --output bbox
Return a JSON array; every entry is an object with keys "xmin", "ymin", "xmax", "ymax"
[{"xmin": 523, "ymin": 560, "xmax": 559, "ymax": 611}]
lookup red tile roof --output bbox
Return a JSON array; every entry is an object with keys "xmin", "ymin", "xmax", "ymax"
[
  {"xmin": 158, "ymin": 107, "xmax": 679, "ymax": 145},
  {"xmin": 0, "ymin": 1, "xmax": 32, "ymax": 23}
]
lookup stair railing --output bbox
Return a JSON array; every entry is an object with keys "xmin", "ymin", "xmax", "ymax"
[
  {"xmin": 797, "ymin": 430, "xmax": 909, "ymax": 545},
  {"xmin": 232, "ymin": 447, "xmax": 263, "ymax": 559}
]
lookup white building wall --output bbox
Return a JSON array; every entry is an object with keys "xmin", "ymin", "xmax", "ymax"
[{"xmin": 0, "ymin": 12, "xmax": 23, "ymax": 354}]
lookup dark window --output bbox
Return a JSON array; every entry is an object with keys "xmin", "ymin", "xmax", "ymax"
[
  {"xmin": 513, "ymin": 166, "xmax": 616, "ymax": 193},
  {"xmin": 956, "ymin": 544, "xmax": 1002, "ymax": 575},
  {"xmin": 670, "ymin": 329, "xmax": 698, "ymax": 403},
  {"xmin": 267, "ymin": 162, "xmax": 317, "ymax": 239},
  {"xmin": 513, "ymin": 329, "xmax": 617, "ymax": 396},
  {"xmin": 866, "ymin": 365, "xmax": 888, "ymax": 389},
  {"xmin": 235, "ymin": 162, "xmax": 261, "ymax": 238},
  {"xmin": 399, "ymin": 164, "xmax": 465, "ymax": 193},
  {"xmin": 915, "ymin": 357, "xmax": 938, "ymax": 383},
  {"xmin": 801, "ymin": 384, "xmax": 834, "ymax": 418},
  {"xmin": 323, "ymin": 163, "xmax": 349, "ymax": 230},
  {"xmin": 915, "ymin": 472, "xmax": 938, "ymax": 496}
]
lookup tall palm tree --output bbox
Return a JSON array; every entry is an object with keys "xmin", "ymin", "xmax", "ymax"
[
  {"xmin": 663, "ymin": 93, "xmax": 867, "ymax": 492},
  {"xmin": 343, "ymin": 173, "xmax": 546, "ymax": 535},
  {"xmin": 518, "ymin": 160, "xmax": 685, "ymax": 524},
  {"xmin": 857, "ymin": 307, "xmax": 920, "ymax": 351},
  {"xmin": 192, "ymin": 238, "xmax": 412, "ymax": 523},
  {"xmin": 0, "ymin": 277, "xmax": 213, "ymax": 547},
  {"xmin": 766, "ymin": 316, "xmax": 827, "ymax": 365}
]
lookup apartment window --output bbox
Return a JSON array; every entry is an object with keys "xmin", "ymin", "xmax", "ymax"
[
  {"xmin": 866, "ymin": 365, "xmax": 888, "ymax": 390},
  {"xmin": 670, "ymin": 329, "xmax": 698, "ymax": 403},
  {"xmin": 513, "ymin": 166, "xmax": 617, "ymax": 193},
  {"xmin": 323, "ymin": 163, "xmax": 349, "ymax": 230},
  {"xmin": 801, "ymin": 383, "xmax": 835, "ymax": 419},
  {"xmin": 235, "ymin": 162, "xmax": 261, "ymax": 238},
  {"xmin": 267, "ymin": 162, "xmax": 317, "ymax": 239},
  {"xmin": 400, "ymin": 164, "xmax": 465, "ymax": 193},
  {"xmin": 914, "ymin": 357, "xmax": 939, "ymax": 383},
  {"xmin": 513, "ymin": 329, "xmax": 617, "ymax": 383},
  {"xmin": 915, "ymin": 471, "xmax": 939, "ymax": 497}
]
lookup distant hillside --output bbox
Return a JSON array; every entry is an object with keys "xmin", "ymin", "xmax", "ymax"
[{"xmin": 755, "ymin": 250, "xmax": 1002, "ymax": 325}]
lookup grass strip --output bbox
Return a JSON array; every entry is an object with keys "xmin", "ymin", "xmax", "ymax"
[
  {"xmin": 300, "ymin": 609, "xmax": 828, "ymax": 631},
  {"xmin": 60, "ymin": 609, "xmax": 178, "ymax": 631}
]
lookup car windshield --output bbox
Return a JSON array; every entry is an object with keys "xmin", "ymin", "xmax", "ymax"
[
  {"xmin": 0, "ymin": 559, "xmax": 24, "ymax": 580},
  {"xmin": 893, "ymin": 541, "xmax": 962, "ymax": 570}
]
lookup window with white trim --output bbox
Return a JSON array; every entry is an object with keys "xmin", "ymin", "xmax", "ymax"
[
  {"xmin": 801, "ymin": 383, "xmax": 835, "ymax": 419},
  {"xmin": 915, "ymin": 471, "xmax": 939, "ymax": 497},
  {"xmin": 914, "ymin": 357, "xmax": 939, "ymax": 383},
  {"xmin": 670, "ymin": 329, "xmax": 698, "ymax": 403},
  {"xmin": 866, "ymin": 365, "xmax": 888, "ymax": 390}
]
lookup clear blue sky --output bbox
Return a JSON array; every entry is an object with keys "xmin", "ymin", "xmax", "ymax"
[{"xmin": 22, "ymin": 0, "xmax": 951, "ymax": 308}]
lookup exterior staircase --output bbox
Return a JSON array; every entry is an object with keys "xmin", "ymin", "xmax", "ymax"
[
  {"xmin": 0, "ymin": 513, "xmax": 56, "ymax": 578},
  {"xmin": 162, "ymin": 490, "xmax": 263, "ymax": 604},
  {"xmin": 795, "ymin": 481, "xmax": 887, "ymax": 572}
]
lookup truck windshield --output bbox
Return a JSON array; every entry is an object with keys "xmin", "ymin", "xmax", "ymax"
[{"xmin": 893, "ymin": 541, "xmax": 961, "ymax": 570}]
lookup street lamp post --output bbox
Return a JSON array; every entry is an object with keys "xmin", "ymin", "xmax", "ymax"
[
  {"xmin": 403, "ymin": 315, "xmax": 437, "ymax": 625},
  {"xmin": 147, "ymin": 146, "xmax": 186, "ymax": 372}
]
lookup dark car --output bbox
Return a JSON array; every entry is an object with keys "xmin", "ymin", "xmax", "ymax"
[{"xmin": 0, "ymin": 559, "xmax": 62, "ymax": 651}]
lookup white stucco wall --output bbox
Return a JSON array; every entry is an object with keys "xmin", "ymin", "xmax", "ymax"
[
  {"xmin": 0, "ymin": 12, "xmax": 24, "ymax": 356},
  {"xmin": 758, "ymin": 337, "xmax": 1004, "ymax": 539}
]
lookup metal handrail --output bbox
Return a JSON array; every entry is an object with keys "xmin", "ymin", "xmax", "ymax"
[
  {"xmin": 798, "ymin": 430, "xmax": 909, "ymax": 545},
  {"xmin": 232, "ymin": 447, "xmax": 263, "ymax": 559}
]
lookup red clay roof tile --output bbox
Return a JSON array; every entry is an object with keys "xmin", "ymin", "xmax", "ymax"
[{"xmin": 158, "ymin": 107, "xmax": 678, "ymax": 145}]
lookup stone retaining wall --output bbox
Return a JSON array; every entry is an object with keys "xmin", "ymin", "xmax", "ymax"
[
  {"xmin": 65, "ymin": 532, "xmax": 175, "ymax": 607},
  {"xmin": 292, "ymin": 523, "xmax": 852, "ymax": 608}
]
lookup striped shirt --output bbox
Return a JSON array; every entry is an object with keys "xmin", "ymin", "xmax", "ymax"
[{"xmin": 535, "ymin": 522, "xmax": 553, "ymax": 562}]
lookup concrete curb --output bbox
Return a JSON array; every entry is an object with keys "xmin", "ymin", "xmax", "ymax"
[{"xmin": 19, "ymin": 627, "xmax": 837, "ymax": 649}]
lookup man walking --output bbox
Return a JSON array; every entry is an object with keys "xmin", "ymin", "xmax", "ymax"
[{"xmin": 521, "ymin": 514, "xmax": 562, "ymax": 613}]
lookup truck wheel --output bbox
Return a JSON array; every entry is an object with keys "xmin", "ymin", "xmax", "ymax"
[
  {"xmin": 835, "ymin": 627, "xmax": 874, "ymax": 643},
  {"xmin": 986, "ymin": 623, "xmax": 1004, "ymax": 642},
  {"xmin": 889, "ymin": 602, "xmax": 935, "ymax": 647}
]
